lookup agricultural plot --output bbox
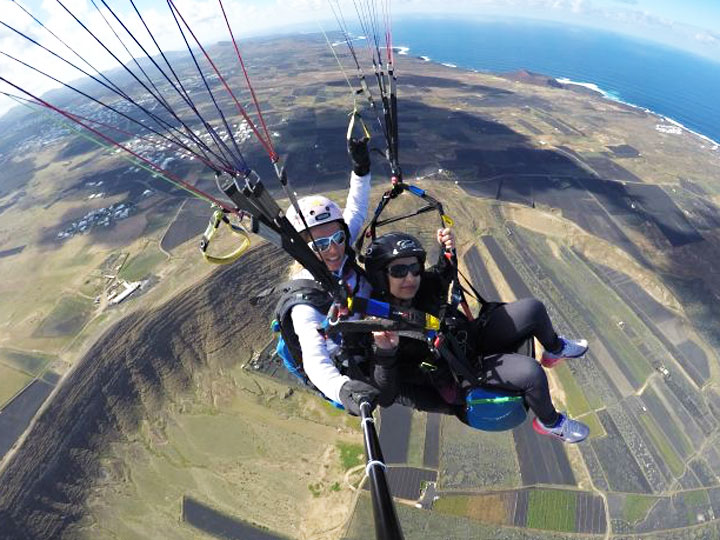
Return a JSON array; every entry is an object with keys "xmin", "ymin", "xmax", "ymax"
[
  {"xmin": 434, "ymin": 492, "xmax": 514, "ymax": 526},
  {"xmin": 33, "ymin": 294, "xmax": 94, "ymax": 338},
  {"xmin": 583, "ymin": 258, "xmax": 715, "ymax": 388},
  {"xmin": 365, "ymin": 467, "xmax": 437, "ymax": 501},
  {"xmin": 590, "ymin": 410, "xmax": 652, "ymax": 494},
  {"xmin": 553, "ymin": 364, "xmax": 591, "ymax": 417},
  {"xmin": 651, "ymin": 379, "xmax": 707, "ymax": 449},
  {"xmin": 625, "ymin": 184, "xmax": 704, "ymax": 247},
  {"xmin": 635, "ymin": 408, "xmax": 684, "ymax": 479},
  {"xmin": 511, "ymin": 228, "xmax": 651, "ymax": 397},
  {"xmin": 608, "ymin": 401, "xmax": 670, "ymax": 493},
  {"xmin": 578, "ymin": 444, "xmax": 610, "ymax": 491},
  {"xmin": 462, "ymin": 245, "xmax": 501, "ymax": 302},
  {"xmin": 481, "ymin": 235, "xmax": 532, "ymax": 298},
  {"xmin": 0, "ymin": 364, "xmax": 31, "ymax": 407},
  {"xmin": 512, "ymin": 416, "xmax": 575, "ymax": 487},
  {"xmin": 582, "ymin": 156, "xmax": 643, "ymax": 182},
  {"xmin": 640, "ymin": 385, "xmax": 694, "ymax": 460},
  {"xmin": 406, "ymin": 410, "xmax": 428, "ymax": 468},
  {"xmin": 701, "ymin": 443, "xmax": 720, "ymax": 479},
  {"xmin": 614, "ymin": 490, "xmax": 716, "ymax": 534},
  {"xmin": 160, "ymin": 198, "xmax": 208, "ymax": 253},
  {"xmin": 688, "ymin": 458, "xmax": 718, "ymax": 488},
  {"xmin": 118, "ymin": 248, "xmax": 167, "ymax": 281},
  {"xmin": 344, "ymin": 492, "xmax": 590, "ymax": 540},
  {"xmin": 379, "ymin": 404, "xmax": 412, "ymax": 464},
  {"xmin": 438, "ymin": 414, "xmax": 520, "ymax": 490},
  {"xmin": 423, "ymin": 412, "xmax": 441, "ymax": 469},
  {"xmin": 0, "ymin": 379, "xmax": 54, "ymax": 459},
  {"xmin": 0, "ymin": 348, "xmax": 55, "ymax": 376},
  {"xmin": 526, "ymin": 489, "xmax": 577, "ymax": 533}
]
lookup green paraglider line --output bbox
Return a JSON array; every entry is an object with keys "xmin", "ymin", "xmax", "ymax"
[{"xmin": 3, "ymin": 93, "xmax": 220, "ymax": 206}]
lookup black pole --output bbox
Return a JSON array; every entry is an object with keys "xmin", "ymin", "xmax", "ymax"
[{"xmin": 360, "ymin": 401, "xmax": 404, "ymax": 540}]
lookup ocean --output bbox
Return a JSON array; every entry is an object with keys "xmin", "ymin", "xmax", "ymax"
[{"xmin": 389, "ymin": 18, "xmax": 720, "ymax": 145}]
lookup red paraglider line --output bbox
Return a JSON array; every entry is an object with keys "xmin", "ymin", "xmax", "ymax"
[
  {"xmin": 217, "ymin": 0, "xmax": 275, "ymax": 161},
  {"xmin": 0, "ymin": 77, "xmax": 238, "ymax": 214},
  {"xmin": 166, "ymin": 0, "xmax": 278, "ymax": 162}
]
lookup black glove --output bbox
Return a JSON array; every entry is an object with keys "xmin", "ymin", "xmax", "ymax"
[
  {"xmin": 348, "ymin": 137, "xmax": 371, "ymax": 177},
  {"xmin": 339, "ymin": 379, "xmax": 380, "ymax": 416}
]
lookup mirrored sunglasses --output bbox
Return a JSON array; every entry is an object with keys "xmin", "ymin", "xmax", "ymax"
[
  {"xmin": 308, "ymin": 229, "xmax": 346, "ymax": 253},
  {"xmin": 387, "ymin": 262, "xmax": 422, "ymax": 278}
]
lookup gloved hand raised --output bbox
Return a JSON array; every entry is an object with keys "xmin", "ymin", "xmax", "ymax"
[
  {"xmin": 348, "ymin": 136, "xmax": 371, "ymax": 177},
  {"xmin": 339, "ymin": 379, "xmax": 380, "ymax": 416}
]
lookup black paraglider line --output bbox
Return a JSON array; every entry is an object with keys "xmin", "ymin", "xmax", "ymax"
[
  {"xmin": 0, "ymin": 49, "xmax": 236, "ymax": 178},
  {"xmin": 2, "ymin": 91, "xmax": 230, "ymax": 207},
  {"xmin": 0, "ymin": 20, "xmax": 224, "ymax": 170},
  {"xmin": 167, "ymin": 0, "xmax": 277, "ymax": 163},
  {"xmin": 92, "ymin": 0, "xmax": 238, "ymax": 170},
  {"xmin": 87, "ymin": 0, "xmax": 182, "ymax": 135},
  {"xmin": 165, "ymin": 0, "xmax": 250, "ymax": 175},
  {"xmin": 329, "ymin": 0, "xmax": 391, "ymax": 154},
  {"xmin": 115, "ymin": 0, "xmax": 240, "ymax": 174},
  {"xmin": 52, "ymin": 0, "xmax": 240, "ymax": 172},
  {"xmin": 0, "ymin": 78, "xmax": 238, "ymax": 213},
  {"xmin": 218, "ymin": 0, "xmax": 277, "ymax": 160},
  {"xmin": 9, "ymin": 0, "xmax": 137, "ymax": 107}
]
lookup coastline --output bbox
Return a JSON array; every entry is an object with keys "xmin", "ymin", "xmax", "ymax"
[
  {"xmin": 396, "ymin": 44, "xmax": 720, "ymax": 149},
  {"xmin": 556, "ymin": 77, "xmax": 720, "ymax": 149}
]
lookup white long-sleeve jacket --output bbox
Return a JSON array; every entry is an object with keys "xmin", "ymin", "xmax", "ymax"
[{"xmin": 289, "ymin": 171, "xmax": 372, "ymax": 403}]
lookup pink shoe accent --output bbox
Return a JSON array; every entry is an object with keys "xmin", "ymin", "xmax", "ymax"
[
  {"xmin": 540, "ymin": 353, "xmax": 564, "ymax": 368},
  {"xmin": 532, "ymin": 417, "xmax": 549, "ymax": 435}
]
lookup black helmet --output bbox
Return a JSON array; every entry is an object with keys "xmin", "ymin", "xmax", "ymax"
[{"xmin": 364, "ymin": 232, "xmax": 426, "ymax": 297}]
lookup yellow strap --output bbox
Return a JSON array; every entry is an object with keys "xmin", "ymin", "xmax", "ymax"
[
  {"xmin": 347, "ymin": 109, "xmax": 371, "ymax": 142},
  {"xmin": 200, "ymin": 209, "xmax": 251, "ymax": 265},
  {"xmin": 441, "ymin": 214, "xmax": 455, "ymax": 227}
]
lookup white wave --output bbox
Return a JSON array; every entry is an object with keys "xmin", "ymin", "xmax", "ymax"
[
  {"xmin": 395, "ymin": 46, "xmax": 410, "ymax": 55},
  {"xmin": 441, "ymin": 62, "xmax": 457, "ymax": 68},
  {"xmin": 556, "ymin": 77, "xmax": 719, "ymax": 147},
  {"xmin": 420, "ymin": 55, "xmax": 431, "ymax": 62}
]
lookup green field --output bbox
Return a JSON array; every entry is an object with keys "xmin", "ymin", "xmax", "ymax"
[
  {"xmin": 118, "ymin": 248, "xmax": 166, "ymax": 281},
  {"xmin": 682, "ymin": 489, "xmax": 711, "ymax": 524},
  {"xmin": 337, "ymin": 442, "xmax": 364, "ymax": 470},
  {"xmin": 406, "ymin": 410, "xmax": 427, "ymax": 467},
  {"xmin": 637, "ymin": 413, "xmax": 684, "ymax": 477},
  {"xmin": 622, "ymin": 494, "xmax": 659, "ymax": 524},
  {"xmin": 514, "ymin": 228, "xmax": 655, "ymax": 387},
  {"xmin": 579, "ymin": 411, "xmax": 606, "ymax": 439},
  {"xmin": 0, "ymin": 364, "xmax": 32, "ymax": 407},
  {"xmin": 526, "ymin": 489, "xmax": 577, "ymax": 532},
  {"xmin": 554, "ymin": 363, "xmax": 591, "ymax": 416},
  {"xmin": 0, "ymin": 348, "xmax": 55, "ymax": 376},
  {"xmin": 34, "ymin": 294, "xmax": 94, "ymax": 338},
  {"xmin": 433, "ymin": 495, "xmax": 470, "ymax": 517}
]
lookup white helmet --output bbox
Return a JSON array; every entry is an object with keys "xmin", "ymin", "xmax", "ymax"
[{"xmin": 286, "ymin": 196, "xmax": 343, "ymax": 233}]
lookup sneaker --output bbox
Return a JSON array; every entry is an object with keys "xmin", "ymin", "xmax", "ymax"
[
  {"xmin": 540, "ymin": 336, "xmax": 588, "ymax": 368},
  {"xmin": 532, "ymin": 413, "xmax": 590, "ymax": 443}
]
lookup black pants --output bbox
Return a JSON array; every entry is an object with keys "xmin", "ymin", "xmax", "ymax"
[
  {"xmin": 473, "ymin": 298, "xmax": 561, "ymax": 425},
  {"xmin": 376, "ymin": 298, "xmax": 562, "ymax": 425}
]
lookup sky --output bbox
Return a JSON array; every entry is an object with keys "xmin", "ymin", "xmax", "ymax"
[{"xmin": 0, "ymin": 0, "xmax": 719, "ymax": 118}]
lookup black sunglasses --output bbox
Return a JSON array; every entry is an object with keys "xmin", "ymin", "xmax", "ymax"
[{"xmin": 387, "ymin": 262, "xmax": 422, "ymax": 278}]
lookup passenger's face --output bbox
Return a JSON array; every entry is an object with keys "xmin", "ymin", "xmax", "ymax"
[
  {"xmin": 304, "ymin": 221, "xmax": 345, "ymax": 273},
  {"xmin": 386, "ymin": 256, "xmax": 422, "ymax": 300}
]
